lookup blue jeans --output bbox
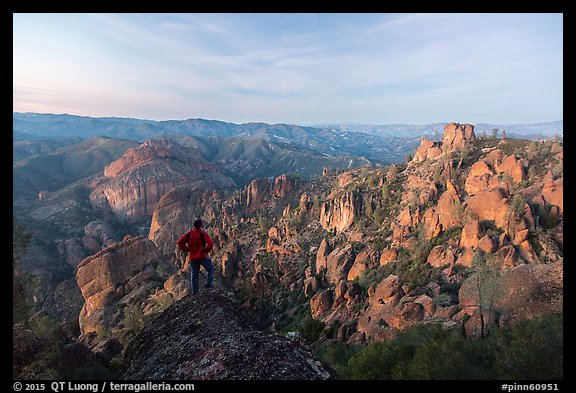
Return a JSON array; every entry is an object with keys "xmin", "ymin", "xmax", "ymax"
[{"xmin": 191, "ymin": 258, "xmax": 215, "ymax": 294}]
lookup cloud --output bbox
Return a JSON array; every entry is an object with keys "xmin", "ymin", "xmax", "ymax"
[{"xmin": 13, "ymin": 13, "xmax": 562, "ymax": 124}]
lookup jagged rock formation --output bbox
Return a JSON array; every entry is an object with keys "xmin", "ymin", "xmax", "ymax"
[
  {"xmin": 93, "ymin": 138, "xmax": 235, "ymax": 221},
  {"xmin": 320, "ymin": 192, "xmax": 360, "ymax": 233},
  {"xmin": 122, "ymin": 288, "xmax": 338, "ymax": 380},
  {"xmin": 458, "ymin": 261, "xmax": 563, "ymax": 338},
  {"xmin": 156, "ymin": 124, "xmax": 560, "ymax": 347},
  {"xmin": 76, "ymin": 235, "xmax": 177, "ymax": 340},
  {"xmin": 148, "ymin": 186, "xmax": 207, "ymax": 255},
  {"xmin": 412, "ymin": 137, "xmax": 442, "ymax": 163},
  {"xmin": 442, "ymin": 122, "xmax": 476, "ymax": 152}
]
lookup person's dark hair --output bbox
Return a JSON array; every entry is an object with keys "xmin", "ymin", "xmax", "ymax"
[{"xmin": 193, "ymin": 218, "xmax": 203, "ymax": 230}]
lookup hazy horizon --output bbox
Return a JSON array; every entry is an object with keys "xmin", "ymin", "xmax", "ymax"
[
  {"xmin": 13, "ymin": 111, "xmax": 563, "ymax": 128},
  {"xmin": 13, "ymin": 13, "xmax": 563, "ymax": 125}
]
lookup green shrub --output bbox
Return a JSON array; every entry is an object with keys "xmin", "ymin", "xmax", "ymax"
[
  {"xmin": 298, "ymin": 313, "xmax": 325, "ymax": 344},
  {"xmin": 490, "ymin": 313, "xmax": 563, "ymax": 379},
  {"xmin": 335, "ymin": 313, "xmax": 562, "ymax": 380}
]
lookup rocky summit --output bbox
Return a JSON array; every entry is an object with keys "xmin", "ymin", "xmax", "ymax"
[{"xmin": 122, "ymin": 288, "xmax": 338, "ymax": 380}]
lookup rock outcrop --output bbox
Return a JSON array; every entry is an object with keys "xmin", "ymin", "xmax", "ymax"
[
  {"xmin": 466, "ymin": 188, "xmax": 510, "ymax": 229},
  {"xmin": 412, "ymin": 137, "xmax": 442, "ymax": 163},
  {"xmin": 76, "ymin": 235, "xmax": 176, "ymax": 338},
  {"xmin": 458, "ymin": 262, "xmax": 563, "ymax": 334},
  {"xmin": 94, "ymin": 138, "xmax": 235, "ymax": 221},
  {"xmin": 148, "ymin": 186, "xmax": 202, "ymax": 255},
  {"xmin": 442, "ymin": 123, "xmax": 476, "ymax": 152},
  {"xmin": 320, "ymin": 192, "xmax": 360, "ymax": 233},
  {"xmin": 122, "ymin": 288, "xmax": 338, "ymax": 380}
]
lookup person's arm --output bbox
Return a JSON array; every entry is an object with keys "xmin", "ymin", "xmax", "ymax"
[
  {"xmin": 203, "ymin": 232, "xmax": 214, "ymax": 254},
  {"xmin": 177, "ymin": 232, "xmax": 190, "ymax": 252}
]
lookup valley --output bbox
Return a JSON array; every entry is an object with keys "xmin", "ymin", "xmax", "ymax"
[{"xmin": 12, "ymin": 117, "xmax": 563, "ymax": 380}]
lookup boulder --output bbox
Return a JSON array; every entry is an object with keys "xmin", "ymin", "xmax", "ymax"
[
  {"xmin": 383, "ymin": 301, "xmax": 424, "ymax": 330},
  {"xmin": 370, "ymin": 275, "xmax": 404, "ymax": 306},
  {"xmin": 478, "ymin": 235, "xmax": 497, "ymax": 254},
  {"xmin": 310, "ymin": 290, "xmax": 334, "ymax": 319},
  {"xmin": 442, "ymin": 123, "xmax": 476, "ymax": 152},
  {"xmin": 460, "ymin": 218, "xmax": 481, "ymax": 249},
  {"xmin": 316, "ymin": 238, "xmax": 332, "ymax": 275},
  {"xmin": 427, "ymin": 245, "xmax": 456, "ymax": 268},
  {"xmin": 347, "ymin": 250, "xmax": 371, "ymax": 281},
  {"xmin": 464, "ymin": 160, "xmax": 493, "ymax": 195},
  {"xmin": 379, "ymin": 248, "xmax": 398, "ymax": 266},
  {"xmin": 458, "ymin": 262, "xmax": 563, "ymax": 328},
  {"xmin": 498, "ymin": 155, "xmax": 525, "ymax": 183},
  {"xmin": 326, "ymin": 246, "xmax": 354, "ymax": 285},
  {"xmin": 412, "ymin": 138, "xmax": 442, "ymax": 163},
  {"xmin": 466, "ymin": 188, "xmax": 510, "ymax": 229}
]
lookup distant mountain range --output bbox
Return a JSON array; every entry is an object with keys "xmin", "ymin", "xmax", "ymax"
[
  {"xmin": 13, "ymin": 113, "xmax": 563, "ymax": 167},
  {"xmin": 315, "ymin": 121, "xmax": 563, "ymax": 139}
]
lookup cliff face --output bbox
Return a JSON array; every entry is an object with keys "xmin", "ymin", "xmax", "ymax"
[
  {"xmin": 76, "ymin": 235, "xmax": 179, "ymax": 341},
  {"xmin": 93, "ymin": 138, "xmax": 235, "ymax": 221},
  {"xmin": 122, "ymin": 288, "xmax": 338, "ymax": 380},
  {"xmin": 320, "ymin": 192, "xmax": 360, "ymax": 233}
]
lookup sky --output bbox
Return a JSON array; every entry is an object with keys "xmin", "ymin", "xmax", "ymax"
[{"xmin": 13, "ymin": 13, "xmax": 563, "ymax": 125}]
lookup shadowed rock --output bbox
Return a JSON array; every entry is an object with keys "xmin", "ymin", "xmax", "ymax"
[{"xmin": 122, "ymin": 288, "xmax": 339, "ymax": 380}]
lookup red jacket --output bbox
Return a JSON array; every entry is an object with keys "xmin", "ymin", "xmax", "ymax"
[{"xmin": 177, "ymin": 228, "xmax": 214, "ymax": 262}]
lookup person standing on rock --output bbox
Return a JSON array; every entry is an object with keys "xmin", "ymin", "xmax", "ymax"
[{"xmin": 177, "ymin": 218, "xmax": 215, "ymax": 295}]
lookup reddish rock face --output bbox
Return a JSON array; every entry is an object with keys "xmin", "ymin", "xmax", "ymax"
[
  {"xmin": 347, "ymin": 250, "xmax": 372, "ymax": 281},
  {"xmin": 148, "ymin": 186, "xmax": 201, "ymax": 255},
  {"xmin": 316, "ymin": 238, "xmax": 332, "ymax": 275},
  {"xmin": 96, "ymin": 139, "xmax": 235, "ymax": 221},
  {"xmin": 320, "ymin": 192, "xmax": 359, "ymax": 233},
  {"xmin": 265, "ymin": 223, "xmax": 301, "ymax": 255},
  {"xmin": 246, "ymin": 178, "xmax": 272, "ymax": 211},
  {"xmin": 379, "ymin": 248, "xmax": 398, "ymax": 266},
  {"xmin": 478, "ymin": 235, "xmax": 497, "ymax": 253},
  {"xmin": 466, "ymin": 188, "xmax": 510, "ymax": 229},
  {"xmin": 485, "ymin": 148, "xmax": 504, "ymax": 169},
  {"xmin": 273, "ymin": 174, "xmax": 295, "ymax": 198},
  {"xmin": 412, "ymin": 138, "xmax": 442, "ymax": 163},
  {"xmin": 337, "ymin": 171, "xmax": 355, "ymax": 188},
  {"xmin": 383, "ymin": 301, "xmax": 424, "ymax": 330},
  {"xmin": 442, "ymin": 123, "xmax": 476, "ymax": 152},
  {"xmin": 436, "ymin": 180, "xmax": 462, "ymax": 230},
  {"xmin": 370, "ymin": 274, "xmax": 404, "ymax": 306},
  {"xmin": 310, "ymin": 289, "xmax": 333, "ymax": 319},
  {"xmin": 465, "ymin": 160, "xmax": 494, "ymax": 195},
  {"xmin": 542, "ymin": 176, "xmax": 563, "ymax": 214},
  {"xmin": 498, "ymin": 155, "xmax": 525, "ymax": 184},
  {"xmin": 427, "ymin": 245, "xmax": 456, "ymax": 268},
  {"xmin": 325, "ymin": 246, "xmax": 354, "ymax": 285},
  {"xmin": 460, "ymin": 218, "xmax": 481, "ymax": 249},
  {"xmin": 422, "ymin": 208, "xmax": 442, "ymax": 239},
  {"xmin": 76, "ymin": 235, "xmax": 175, "ymax": 338},
  {"xmin": 458, "ymin": 262, "xmax": 563, "ymax": 329}
]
